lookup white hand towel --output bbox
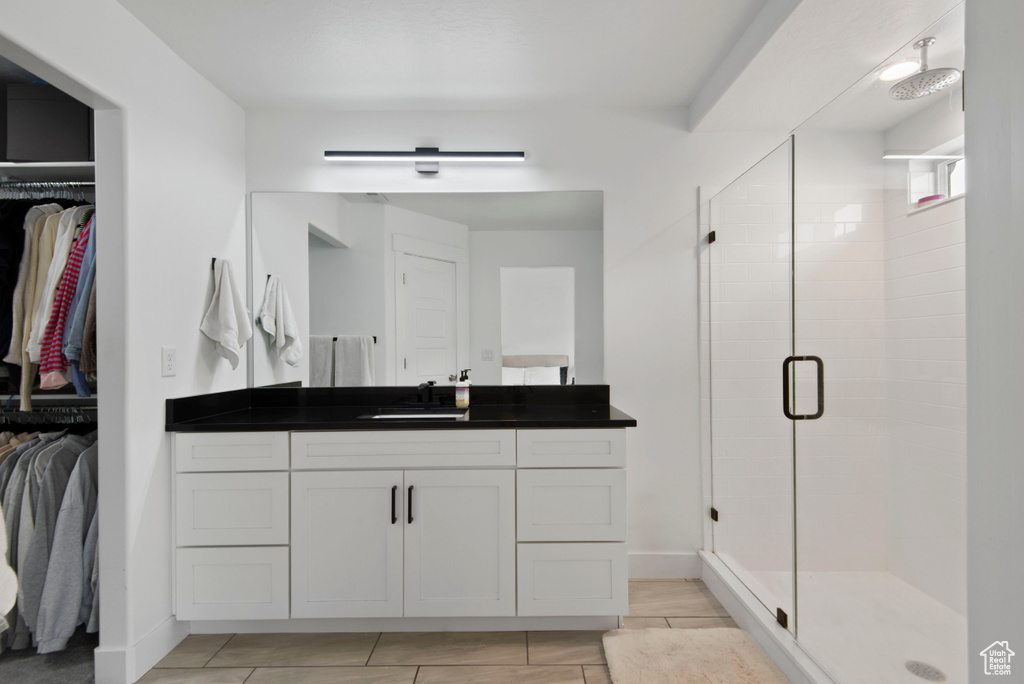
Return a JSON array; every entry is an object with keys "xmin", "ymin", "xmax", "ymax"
[
  {"xmin": 308, "ymin": 335, "xmax": 334, "ymax": 387},
  {"xmin": 200, "ymin": 259, "xmax": 252, "ymax": 370},
  {"xmin": 334, "ymin": 335, "xmax": 375, "ymax": 387},
  {"xmin": 257, "ymin": 276, "xmax": 303, "ymax": 367}
]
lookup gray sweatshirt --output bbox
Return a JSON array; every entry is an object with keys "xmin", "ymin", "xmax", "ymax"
[
  {"xmin": 19, "ymin": 434, "xmax": 94, "ymax": 644},
  {"xmin": 34, "ymin": 441, "xmax": 98, "ymax": 653}
]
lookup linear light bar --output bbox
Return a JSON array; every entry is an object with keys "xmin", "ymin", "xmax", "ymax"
[{"xmin": 324, "ymin": 147, "xmax": 525, "ymax": 174}]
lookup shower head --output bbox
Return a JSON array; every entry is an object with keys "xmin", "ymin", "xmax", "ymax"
[{"xmin": 889, "ymin": 37, "xmax": 961, "ymax": 101}]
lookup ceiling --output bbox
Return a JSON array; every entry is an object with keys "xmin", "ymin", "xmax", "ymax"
[
  {"xmin": 341, "ymin": 191, "xmax": 602, "ymax": 232},
  {"xmin": 797, "ymin": 3, "xmax": 963, "ymax": 133},
  {"xmin": 115, "ymin": 0, "xmax": 768, "ymax": 111}
]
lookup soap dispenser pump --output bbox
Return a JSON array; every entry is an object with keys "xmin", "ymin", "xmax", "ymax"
[{"xmin": 456, "ymin": 369, "xmax": 472, "ymax": 408}]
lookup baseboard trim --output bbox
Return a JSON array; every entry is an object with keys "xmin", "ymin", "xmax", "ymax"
[
  {"xmin": 190, "ymin": 615, "xmax": 619, "ymax": 634},
  {"xmin": 130, "ymin": 616, "xmax": 189, "ymax": 682},
  {"xmin": 699, "ymin": 550, "xmax": 837, "ymax": 684},
  {"xmin": 94, "ymin": 645, "xmax": 127, "ymax": 684},
  {"xmin": 628, "ymin": 552, "xmax": 701, "ymax": 578}
]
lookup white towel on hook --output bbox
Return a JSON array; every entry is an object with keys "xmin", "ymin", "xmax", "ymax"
[
  {"xmin": 334, "ymin": 335, "xmax": 375, "ymax": 387},
  {"xmin": 309, "ymin": 335, "xmax": 334, "ymax": 387},
  {"xmin": 200, "ymin": 259, "xmax": 252, "ymax": 370},
  {"xmin": 257, "ymin": 275, "xmax": 303, "ymax": 367}
]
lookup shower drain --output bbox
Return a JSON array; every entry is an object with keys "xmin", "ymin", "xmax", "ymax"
[{"xmin": 905, "ymin": 661, "xmax": 947, "ymax": 681}]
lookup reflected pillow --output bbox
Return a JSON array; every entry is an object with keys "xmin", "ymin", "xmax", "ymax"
[
  {"xmin": 502, "ymin": 367, "xmax": 526, "ymax": 385},
  {"xmin": 524, "ymin": 365, "xmax": 561, "ymax": 385}
]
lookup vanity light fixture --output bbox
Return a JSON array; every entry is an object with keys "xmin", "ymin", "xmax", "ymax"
[{"xmin": 324, "ymin": 147, "xmax": 526, "ymax": 174}]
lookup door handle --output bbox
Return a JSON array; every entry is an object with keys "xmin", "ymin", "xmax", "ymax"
[
  {"xmin": 408, "ymin": 485, "xmax": 414, "ymax": 524},
  {"xmin": 391, "ymin": 485, "xmax": 397, "ymax": 524},
  {"xmin": 783, "ymin": 355, "xmax": 824, "ymax": 420}
]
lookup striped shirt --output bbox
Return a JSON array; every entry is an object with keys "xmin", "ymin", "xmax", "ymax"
[{"xmin": 38, "ymin": 218, "xmax": 93, "ymax": 384}]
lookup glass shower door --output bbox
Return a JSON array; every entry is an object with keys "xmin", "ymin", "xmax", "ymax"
[{"xmin": 708, "ymin": 139, "xmax": 795, "ymax": 630}]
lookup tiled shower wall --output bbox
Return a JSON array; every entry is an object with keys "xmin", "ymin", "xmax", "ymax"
[
  {"xmin": 794, "ymin": 133, "xmax": 888, "ymax": 572},
  {"xmin": 883, "ymin": 194, "xmax": 966, "ymax": 614}
]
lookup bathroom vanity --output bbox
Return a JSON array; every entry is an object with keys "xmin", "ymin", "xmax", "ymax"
[{"xmin": 165, "ymin": 385, "xmax": 635, "ymax": 632}]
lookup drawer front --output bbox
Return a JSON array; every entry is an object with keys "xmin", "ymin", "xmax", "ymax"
[
  {"xmin": 176, "ymin": 472, "xmax": 289, "ymax": 546},
  {"xmin": 175, "ymin": 546, "xmax": 289, "ymax": 620},
  {"xmin": 291, "ymin": 430, "xmax": 516, "ymax": 469},
  {"xmin": 517, "ymin": 469, "xmax": 626, "ymax": 542},
  {"xmin": 175, "ymin": 432, "xmax": 289, "ymax": 472},
  {"xmin": 517, "ymin": 429, "xmax": 626, "ymax": 468},
  {"xmin": 517, "ymin": 543, "xmax": 628, "ymax": 616}
]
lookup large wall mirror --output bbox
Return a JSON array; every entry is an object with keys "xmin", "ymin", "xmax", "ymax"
[{"xmin": 249, "ymin": 191, "xmax": 604, "ymax": 388}]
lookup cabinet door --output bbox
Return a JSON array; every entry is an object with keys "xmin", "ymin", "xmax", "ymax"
[
  {"xmin": 291, "ymin": 471, "xmax": 404, "ymax": 618},
  {"xmin": 404, "ymin": 469, "xmax": 515, "ymax": 617}
]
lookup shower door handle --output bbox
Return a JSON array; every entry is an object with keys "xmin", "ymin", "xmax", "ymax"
[{"xmin": 783, "ymin": 355, "xmax": 824, "ymax": 420}]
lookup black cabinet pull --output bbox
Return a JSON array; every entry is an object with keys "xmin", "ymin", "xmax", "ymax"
[
  {"xmin": 408, "ymin": 485, "xmax": 414, "ymax": 524},
  {"xmin": 782, "ymin": 355, "xmax": 825, "ymax": 420},
  {"xmin": 391, "ymin": 485, "xmax": 397, "ymax": 524}
]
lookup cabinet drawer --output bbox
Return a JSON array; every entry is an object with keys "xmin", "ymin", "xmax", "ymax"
[
  {"xmin": 517, "ymin": 429, "xmax": 626, "ymax": 468},
  {"xmin": 517, "ymin": 543, "xmax": 628, "ymax": 616},
  {"xmin": 176, "ymin": 472, "xmax": 289, "ymax": 546},
  {"xmin": 517, "ymin": 469, "xmax": 626, "ymax": 542},
  {"xmin": 291, "ymin": 430, "xmax": 516, "ymax": 469},
  {"xmin": 175, "ymin": 546, "xmax": 289, "ymax": 620},
  {"xmin": 175, "ymin": 432, "xmax": 289, "ymax": 472}
]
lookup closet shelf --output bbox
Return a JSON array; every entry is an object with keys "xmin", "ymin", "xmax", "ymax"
[{"xmin": 0, "ymin": 161, "xmax": 95, "ymax": 183}]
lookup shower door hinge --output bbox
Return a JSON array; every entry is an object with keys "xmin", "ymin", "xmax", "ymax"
[
  {"xmin": 710, "ymin": 507, "xmax": 719, "ymax": 522},
  {"xmin": 708, "ymin": 230, "xmax": 716, "ymax": 244},
  {"xmin": 776, "ymin": 608, "xmax": 788, "ymax": 629}
]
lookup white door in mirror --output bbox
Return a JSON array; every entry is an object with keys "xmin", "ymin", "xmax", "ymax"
[{"xmin": 396, "ymin": 253, "xmax": 457, "ymax": 385}]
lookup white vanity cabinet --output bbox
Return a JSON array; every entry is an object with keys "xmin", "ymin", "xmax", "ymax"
[
  {"xmin": 515, "ymin": 428, "xmax": 629, "ymax": 616},
  {"xmin": 172, "ymin": 433, "xmax": 291, "ymax": 621},
  {"xmin": 172, "ymin": 425, "xmax": 627, "ymax": 626},
  {"xmin": 290, "ymin": 430, "xmax": 516, "ymax": 618}
]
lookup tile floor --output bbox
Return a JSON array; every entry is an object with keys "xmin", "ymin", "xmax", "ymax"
[{"xmin": 141, "ymin": 579, "xmax": 738, "ymax": 684}]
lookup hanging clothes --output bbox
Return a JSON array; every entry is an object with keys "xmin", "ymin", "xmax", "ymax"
[
  {"xmin": 0, "ymin": 201, "xmax": 98, "ymax": 403},
  {"xmin": 0, "ymin": 426, "xmax": 97, "ymax": 654},
  {"xmin": 39, "ymin": 218, "xmax": 93, "ymax": 390}
]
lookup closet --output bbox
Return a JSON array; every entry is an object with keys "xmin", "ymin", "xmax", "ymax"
[{"xmin": 0, "ymin": 54, "xmax": 101, "ymax": 666}]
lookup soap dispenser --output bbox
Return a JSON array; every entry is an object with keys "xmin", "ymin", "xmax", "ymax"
[{"xmin": 456, "ymin": 369, "xmax": 472, "ymax": 408}]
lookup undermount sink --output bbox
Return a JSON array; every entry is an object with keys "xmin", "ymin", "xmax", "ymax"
[{"xmin": 358, "ymin": 407, "xmax": 469, "ymax": 420}]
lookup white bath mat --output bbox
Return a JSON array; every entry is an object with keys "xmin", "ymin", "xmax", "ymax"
[{"xmin": 603, "ymin": 627, "xmax": 791, "ymax": 684}]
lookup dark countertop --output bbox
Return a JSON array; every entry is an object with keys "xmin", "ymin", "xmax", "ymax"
[{"xmin": 166, "ymin": 386, "xmax": 637, "ymax": 432}]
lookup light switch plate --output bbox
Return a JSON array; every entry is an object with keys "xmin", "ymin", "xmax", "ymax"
[
  {"xmin": 481, "ymin": 349, "xmax": 494, "ymax": 361},
  {"xmin": 161, "ymin": 346, "xmax": 176, "ymax": 377}
]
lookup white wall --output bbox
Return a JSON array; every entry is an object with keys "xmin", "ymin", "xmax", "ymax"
[
  {"xmin": 308, "ymin": 203, "xmax": 387, "ymax": 385},
  {"xmin": 470, "ymin": 230, "xmax": 603, "ymax": 385},
  {"xmin": 965, "ymin": 0, "xmax": 1024, "ymax": 676},
  {"xmin": 0, "ymin": 1, "xmax": 247, "ymax": 681},
  {"xmin": 246, "ymin": 107, "xmax": 786, "ymax": 575},
  {"xmin": 251, "ymin": 192, "xmax": 336, "ymax": 386}
]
